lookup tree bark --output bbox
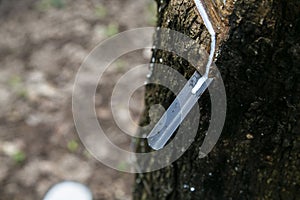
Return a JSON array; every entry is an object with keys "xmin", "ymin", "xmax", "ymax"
[{"xmin": 134, "ymin": 0, "xmax": 300, "ymax": 199}]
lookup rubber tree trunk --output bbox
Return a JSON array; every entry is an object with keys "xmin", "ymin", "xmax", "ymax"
[{"xmin": 134, "ymin": 0, "xmax": 300, "ymax": 199}]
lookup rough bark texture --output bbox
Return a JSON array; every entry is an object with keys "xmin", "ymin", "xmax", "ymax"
[{"xmin": 134, "ymin": 0, "xmax": 300, "ymax": 199}]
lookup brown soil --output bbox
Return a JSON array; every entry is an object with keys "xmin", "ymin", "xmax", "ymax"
[{"xmin": 0, "ymin": 0, "xmax": 156, "ymax": 199}]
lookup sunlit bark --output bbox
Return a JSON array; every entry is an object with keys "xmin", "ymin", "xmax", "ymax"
[{"xmin": 134, "ymin": 0, "xmax": 300, "ymax": 199}]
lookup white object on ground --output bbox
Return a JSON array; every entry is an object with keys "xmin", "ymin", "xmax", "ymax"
[{"xmin": 43, "ymin": 181, "xmax": 93, "ymax": 200}]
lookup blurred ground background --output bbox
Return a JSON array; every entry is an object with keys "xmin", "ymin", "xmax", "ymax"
[{"xmin": 0, "ymin": 0, "xmax": 156, "ymax": 199}]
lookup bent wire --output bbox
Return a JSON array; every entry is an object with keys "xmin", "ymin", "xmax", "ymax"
[
  {"xmin": 192, "ymin": 0, "xmax": 216, "ymax": 94},
  {"xmin": 147, "ymin": 0, "xmax": 222, "ymax": 150}
]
